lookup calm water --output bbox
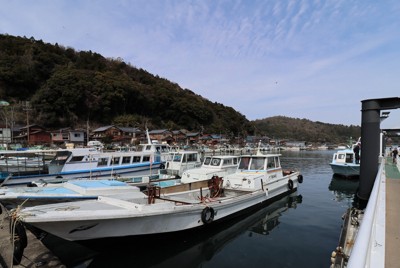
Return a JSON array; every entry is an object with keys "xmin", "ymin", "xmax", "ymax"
[{"xmin": 47, "ymin": 150, "xmax": 358, "ymax": 268}]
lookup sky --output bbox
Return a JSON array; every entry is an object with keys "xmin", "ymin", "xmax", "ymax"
[{"xmin": 1, "ymin": 0, "xmax": 400, "ymax": 129}]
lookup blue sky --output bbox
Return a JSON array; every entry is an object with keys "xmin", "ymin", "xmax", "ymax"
[{"xmin": 1, "ymin": 0, "xmax": 400, "ymax": 128}]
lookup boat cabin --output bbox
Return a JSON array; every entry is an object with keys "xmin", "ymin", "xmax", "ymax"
[
  {"xmin": 238, "ymin": 154, "xmax": 281, "ymax": 171},
  {"xmin": 160, "ymin": 151, "xmax": 202, "ymax": 177},
  {"xmin": 332, "ymin": 151, "xmax": 355, "ymax": 164}
]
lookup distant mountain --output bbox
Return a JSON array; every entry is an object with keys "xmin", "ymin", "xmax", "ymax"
[
  {"xmin": 253, "ymin": 116, "xmax": 360, "ymax": 144},
  {"xmin": 0, "ymin": 34, "xmax": 360, "ymax": 144}
]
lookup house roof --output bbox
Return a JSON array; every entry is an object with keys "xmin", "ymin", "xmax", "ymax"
[
  {"xmin": 149, "ymin": 129, "xmax": 170, "ymax": 134},
  {"xmin": 93, "ymin": 125, "xmax": 114, "ymax": 132},
  {"xmin": 118, "ymin": 127, "xmax": 141, "ymax": 133},
  {"xmin": 186, "ymin": 132, "xmax": 199, "ymax": 137}
]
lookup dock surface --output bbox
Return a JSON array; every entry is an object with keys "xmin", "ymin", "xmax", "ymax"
[{"xmin": 385, "ymin": 158, "xmax": 400, "ymax": 267}]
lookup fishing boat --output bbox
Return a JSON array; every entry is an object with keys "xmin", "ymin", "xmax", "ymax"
[
  {"xmin": 0, "ymin": 140, "xmax": 172, "ymax": 186},
  {"xmin": 13, "ymin": 151, "xmax": 303, "ymax": 241},
  {"xmin": 329, "ymin": 140, "xmax": 361, "ymax": 178},
  {"xmin": 0, "ymin": 179, "xmax": 141, "ymax": 208}
]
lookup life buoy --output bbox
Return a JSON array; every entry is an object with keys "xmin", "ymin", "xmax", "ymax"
[
  {"xmin": 298, "ymin": 174, "xmax": 303, "ymax": 183},
  {"xmin": 288, "ymin": 179, "xmax": 294, "ymax": 190},
  {"xmin": 201, "ymin": 207, "xmax": 215, "ymax": 224}
]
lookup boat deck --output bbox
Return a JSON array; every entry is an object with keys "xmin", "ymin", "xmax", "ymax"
[{"xmin": 385, "ymin": 158, "xmax": 400, "ymax": 267}]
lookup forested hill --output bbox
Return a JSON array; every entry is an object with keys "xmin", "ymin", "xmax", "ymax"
[
  {"xmin": 0, "ymin": 34, "xmax": 360, "ymax": 143},
  {"xmin": 0, "ymin": 34, "xmax": 251, "ymax": 133},
  {"xmin": 253, "ymin": 116, "xmax": 360, "ymax": 144}
]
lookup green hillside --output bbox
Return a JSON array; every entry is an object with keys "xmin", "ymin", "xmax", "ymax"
[
  {"xmin": 0, "ymin": 34, "xmax": 360, "ymax": 143},
  {"xmin": 253, "ymin": 116, "xmax": 360, "ymax": 144},
  {"xmin": 0, "ymin": 34, "xmax": 250, "ymax": 134}
]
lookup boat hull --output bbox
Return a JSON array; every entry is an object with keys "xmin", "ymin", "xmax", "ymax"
[
  {"xmin": 330, "ymin": 163, "xmax": 359, "ymax": 177},
  {"xmin": 19, "ymin": 175, "xmax": 300, "ymax": 241}
]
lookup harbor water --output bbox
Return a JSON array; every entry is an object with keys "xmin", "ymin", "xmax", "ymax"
[{"xmin": 40, "ymin": 150, "xmax": 358, "ymax": 268}]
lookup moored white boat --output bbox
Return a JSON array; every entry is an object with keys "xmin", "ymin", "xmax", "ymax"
[
  {"xmin": 13, "ymin": 151, "xmax": 303, "ymax": 241},
  {"xmin": 329, "ymin": 147, "xmax": 360, "ymax": 178},
  {"xmin": 0, "ymin": 179, "xmax": 141, "ymax": 208},
  {"xmin": 0, "ymin": 140, "xmax": 172, "ymax": 186}
]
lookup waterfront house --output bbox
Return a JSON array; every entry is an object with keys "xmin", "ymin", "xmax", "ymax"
[
  {"xmin": 148, "ymin": 129, "xmax": 173, "ymax": 144},
  {"xmin": 50, "ymin": 128, "xmax": 86, "ymax": 147},
  {"xmin": 13, "ymin": 124, "xmax": 52, "ymax": 145},
  {"xmin": 91, "ymin": 125, "xmax": 142, "ymax": 145}
]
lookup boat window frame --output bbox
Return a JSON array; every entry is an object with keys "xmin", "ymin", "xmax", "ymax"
[
  {"xmin": 121, "ymin": 156, "xmax": 131, "ymax": 165},
  {"xmin": 111, "ymin": 157, "xmax": 120, "ymax": 165},
  {"xmin": 203, "ymin": 157, "xmax": 212, "ymax": 165},
  {"xmin": 132, "ymin": 156, "xmax": 141, "ymax": 163},
  {"xmin": 98, "ymin": 157, "xmax": 109, "ymax": 166}
]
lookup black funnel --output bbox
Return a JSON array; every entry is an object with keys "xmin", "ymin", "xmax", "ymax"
[{"xmin": 357, "ymin": 97, "xmax": 400, "ymax": 203}]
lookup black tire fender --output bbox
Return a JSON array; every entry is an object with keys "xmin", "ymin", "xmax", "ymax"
[
  {"xmin": 298, "ymin": 174, "xmax": 303, "ymax": 183},
  {"xmin": 12, "ymin": 221, "xmax": 27, "ymax": 265},
  {"xmin": 201, "ymin": 207, "xmax": 215, "ymax": 224},
  {"xmin": 288, "ymin": 179, "xmax": 294, "ymax": 190}
]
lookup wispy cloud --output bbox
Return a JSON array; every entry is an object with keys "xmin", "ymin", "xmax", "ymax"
[{"xmin": 1, "ymin": 0, "xmax": 400, "ymax": 127}]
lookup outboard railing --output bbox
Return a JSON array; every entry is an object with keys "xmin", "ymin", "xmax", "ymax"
[{"xmin": 347, "ymin": 156, "xmax": 386, "ymax": 267}]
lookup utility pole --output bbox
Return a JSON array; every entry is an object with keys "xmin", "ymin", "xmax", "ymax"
[{"xmin": 23, "ymin": 101, "xmax": 32, "ymax": 145}]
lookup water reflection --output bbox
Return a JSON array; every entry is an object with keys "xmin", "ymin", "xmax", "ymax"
[
  {"xmin": 77, "ymin": 192, "xmax": 302, "ymax": 268},
  {"xmin": 328, "ymin": 175, "xmax": 358, "ymax": 203}
]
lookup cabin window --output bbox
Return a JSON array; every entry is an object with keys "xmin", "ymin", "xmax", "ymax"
[
  {"xmin": 187, "ymin": 153, "xmax": 198, "ymax": 162},
  {"xmin": 275, "ymin": 157, "xmax": 280, "ymax": 168},
  {"xmin": 338, "ymin": 154, "xmax": 345, "ymax": 160},
  {"xmin": 98, "ymin": 158, "xmax": 108, "ymax": 166},
  {"xmin": 112, "ymin": 157, "xmax": 120, "ymax": 165},
  {"xmin": 239, "ymin": 157, "xmax": 250, "ymax": 170},
  {"xmin": 143, "ymin": 155, "xmax": 150, "ymax": 162},
  {"xmin": 346, "ymin": 154, "xmax": 353, "ymax": 163},
  {"xmin": 250, "ymin": 158, "xmax": 264, "ymax": 170},
  {"xmin": 173, "ymin": 154, "xmax": 182, "ymax": 162},
  {"xmin": 203, "ymin": 157, "xmax": 211, "ymax": 165},
  {"xmin": 132, "ymin": 156, "xmax": 141, "ymax": 163},
  {"xmin": 223, "ymin": 159, "xmax": 231, "ymax": 166},
  {"xmin": 234, "ymin": 158, "xmax": 238, "ymax": 165},
  {"xmin": 70, "ymin": 156, "xmax": 84, "ymax": 162},
  {"xmin": 211, "ymin": 158, "xmax": 221, "ymax": 166},
  {"xmin": 122, "ymin": 156, "xmax": 131, "ymax": 164}
]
